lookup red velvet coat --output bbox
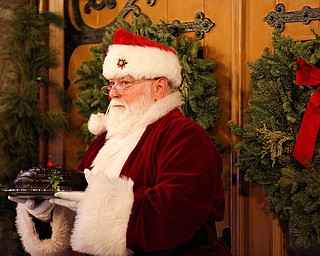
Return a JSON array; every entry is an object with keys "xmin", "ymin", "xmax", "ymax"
[{"xmin": 78, "ymin": 109, "xmax": 227, "ymax": 254}]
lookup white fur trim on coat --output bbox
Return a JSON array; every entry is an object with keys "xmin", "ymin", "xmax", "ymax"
[
  {"xmin": 71, "ymin": 173, "xmax": 134, "ymax": 256},
  {"xmin": 15, "ymin": 204, "xmax": 75, "ymax": 256},
  {"xmin": 103, "ymin": 44, "xmax": 182, "ymax": 88},
  {"xmin": 137, "ymin": 91, "xmax": 184, "ymax": 128}
]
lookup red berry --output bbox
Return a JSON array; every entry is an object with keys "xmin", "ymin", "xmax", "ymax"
[{"xmin": 47, "ymin": 161, "xmax": 55, "ymax": 168}]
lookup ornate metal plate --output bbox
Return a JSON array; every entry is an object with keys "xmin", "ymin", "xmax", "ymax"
[{"xmin": 264, "ymin": 4, "xmax": 320, "ymax": 32}]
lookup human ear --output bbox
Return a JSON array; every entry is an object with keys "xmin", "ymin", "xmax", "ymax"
[{"xmin": 151, "ymin": 77, "xmax": 170, "ymax": 101}]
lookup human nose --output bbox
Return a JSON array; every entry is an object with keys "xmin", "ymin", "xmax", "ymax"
[{"xmin": 108, "ymin": 85, "xmax": 122, "ymax": 98}]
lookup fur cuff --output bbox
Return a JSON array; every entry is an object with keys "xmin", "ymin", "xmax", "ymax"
[
  {"xmin": 88, "ymin": 113, "xmax": 107, "ymax": 135},
  {"xmin": 16, "ymin": 204, "xmax": 75, "ymax": 256},
  {"xmin": 71, "ymin": 174, "xmax": 134, "ymax": 256}
]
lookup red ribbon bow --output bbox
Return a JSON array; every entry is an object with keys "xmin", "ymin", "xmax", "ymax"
[{"xmin": 293, "ymin": 57, "xmax": 320, "ymax": 168}]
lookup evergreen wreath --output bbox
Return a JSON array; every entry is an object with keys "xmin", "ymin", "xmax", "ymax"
[
  {"xmin": 74, "ymin": 13, "xmax": 220, "ymax": 146},
  {"xmin": 229, "ymin": 31, "xmax": 320, "ymax": 248}
]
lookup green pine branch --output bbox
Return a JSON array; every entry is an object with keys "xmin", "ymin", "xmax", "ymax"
[{"xmin": 0, "ymin": 4, "xmax": 70, "ymax": 182}]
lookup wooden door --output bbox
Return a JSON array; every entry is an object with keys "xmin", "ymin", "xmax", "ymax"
[{"xmin": 45, "ymin": 0, "xmax": 320, "ymax": 255}]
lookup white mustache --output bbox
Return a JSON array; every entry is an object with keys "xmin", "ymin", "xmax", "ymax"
[{"xmin": 110, "ymin": 99, "xmax": 125, "ymax": 107}]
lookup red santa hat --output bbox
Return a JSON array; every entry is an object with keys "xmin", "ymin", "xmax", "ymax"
[{"xmin": 102, "ymin": 28, "xmax": 182, "ymax": 88}]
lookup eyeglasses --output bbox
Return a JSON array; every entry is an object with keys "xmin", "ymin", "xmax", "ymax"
[{"xmin": 101, "ymin": 79, "xmax": 150, "ymax": 96}]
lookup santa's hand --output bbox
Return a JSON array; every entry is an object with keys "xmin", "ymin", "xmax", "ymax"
[
  {"xmin": 50, "ymin": 191, "xmax": 84, "ymax": 211},
  {"xmin": 8, "ymin": 196, "xmax": 54, "ymax": 222}
]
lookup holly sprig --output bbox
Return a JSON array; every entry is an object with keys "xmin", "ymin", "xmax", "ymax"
[
  {"xmin": 47, "ymin": 169, "xmax": 63, "ymax": 190},
  {"xmin": 46, "ymin": 162, "xmax": 63, "ymax": 190},
  {"xmin": 0, "ymin": 183, "xmax": 8, "ymax": 191}
]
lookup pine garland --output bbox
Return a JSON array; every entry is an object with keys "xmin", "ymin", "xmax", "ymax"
[
  {"xmin": 229, "ymin": 31, "xmax": 320, "ymax": 248},
  {"xmin": 74, "ymin": 14, "xmax": 220, "ymax": 146},
  {"xmin": 0, "ymin": 4, "xmax": 70, "ymax": 183}
]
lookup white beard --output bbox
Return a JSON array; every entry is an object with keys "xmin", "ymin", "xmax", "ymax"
[
  {"xmin": 105, "ymin": 87, "xmax": 154, "ymax": 137},
  {"xmin": 91, "ymin": 86, "xmax": 154, "ymax": 176}
]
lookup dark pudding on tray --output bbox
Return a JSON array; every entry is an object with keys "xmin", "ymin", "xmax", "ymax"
[{"xmin": 13, "ymin": 167, "xmax": 87, "ymax": 191}]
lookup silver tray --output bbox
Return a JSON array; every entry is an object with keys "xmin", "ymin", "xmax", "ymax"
[{"xmin": 3, "ymin": 189, "xmax": 62, "ymax": 199}]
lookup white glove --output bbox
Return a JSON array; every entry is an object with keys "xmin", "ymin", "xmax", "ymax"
[
  {"xmin": 49, "ymin": 191, "xmax": 84, "ymax": 211},
  {"xmin": 8, "ymin": 196, "xmax": 54, "ymax": 222},
  {"xmin": 49, "ymin": 169, "xmax": 91, "ymax": 211}
]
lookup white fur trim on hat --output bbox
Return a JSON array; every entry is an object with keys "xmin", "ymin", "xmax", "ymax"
[{"xmin": 102, "ymin": 29, "xmax": 182, "ymax": 88}]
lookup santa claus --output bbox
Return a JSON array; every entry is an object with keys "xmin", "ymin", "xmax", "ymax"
[{"xmin": 10, "ymin": 29, "xmax": 230, "ymax": 256}]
